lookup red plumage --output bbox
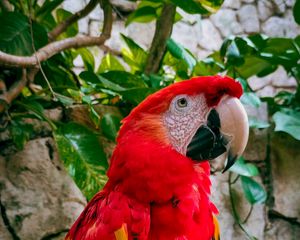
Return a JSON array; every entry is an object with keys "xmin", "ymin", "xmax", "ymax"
[{"xmin": 66, "ymin": 76, "xmax": 242, "ymax": 240}]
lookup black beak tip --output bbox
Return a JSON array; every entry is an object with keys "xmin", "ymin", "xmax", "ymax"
[{"xmin": 222, "ymin": 154, "xmax": 238, "ymax": 173}]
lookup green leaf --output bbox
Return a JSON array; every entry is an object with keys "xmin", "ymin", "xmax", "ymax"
[
  {"xmin": 36, "ymin": 0, "xmax": 64, "ymax": 20},
  {"xmin": 294, "ymin": 0, "xmax": 300, "ymax": 25},
  {"xmin": 241, "ymin": 176, "xmax": 267, "ymax": 204},
  {"xmin": 98, "ymin": 75, "xmax": 127, "ymax": 92},
  {"xmin": 77, "ymin": 48, "xmax": 95, "ymax": 72},
  {"xmin": 247, "ymin": 34, "xmax": 268, "ymax": 51},
  {"xmin": 80, "ymin": 71, "xmax": 101, "ymax": 85},
  {"xmin": 167, "ymin": 38, "xmax": 196, "ymax": 71},
  {"xmin": 249, "ymin": 117, "xmax": 270, "ymax": 129},
  {"xmin": 55, "ymin": 93, "xmax": 75, "ymax": 106},
  {"xmin": 241, "ymin": 92, "xmax": 261, "ymax": 108},
  {"xmin": 236, "ymin": 56, "xmax": 273, "ymax": 79},
  {"xmin": 147, "ymin": 74, "xmax": 165, "ymax": 88},
  {"xmin": 273, "ymin": 109, "xmax": 300, "ymax": 140},
  {"xmin": 260, "ymin": 38, "xmax": 299, "ymax": 68},
  {"xmin": 9, "ymin": 120, "xmax": 33, "ymax": 150},
  {"xmin": 89, "ymin": 105, "xmax": 101, "ymax": 129},
  {"xmin": 100, "ymin": 71, "xmax": 148, "ymax": 89},
  {"xmin": 56, "ymin": 8, "xmax": 78, "ymax": 37},
  {"xmin": 80, "ymin": 71, "xmax": 126, "ymax": 92},
  {"xmin": 54, "ymin": 122, "xmax": 108, "ymax": 199},
  {"xmin": 193, "ymin": 58, "xmax": 224, "ymax": 76},
  {"xmin": 98, "ymin": 54, "xmax": 125, "ymax": 73},
  {"xmin": 0, "ymin": 12, "xmax": 48, "ymax": 56},
  {"xmin": 126, "ymin": 6, "xmax": 158, "ymax": 26},
  {"xmin": 101, "ymin": 113, "xmax": 121, "ymax": 141},
  {"xmin": 174, "ymin": 10, "xmax": 183, "ymax": 23},
  {"xmin": 230, "ymin": 157, "xmax": 259, "ymax": 177},
  {"xmin": 163, "ymin": 52, "xmax": 189, "ymax": 78},
  {"xmin": 121, "ymin": 87, "xmax": 156, "ymax": 105},
  {"xmin": 121, "ymin": 34, "xmax": 148, "ymax": 72},
  {"xmin": 15, "ymin": 99, "xmax": 56, "ymax": 130},
  {"xmin": 35, "ymin": 61, "xmax": 78, "ymax": 93},
  {"xmin": 171, "ymin": 0, "xmax": 223, "ymax": 14},
  {"xmin": 225, "ymin": 40, "xmax": 245, "ymax": 66}
]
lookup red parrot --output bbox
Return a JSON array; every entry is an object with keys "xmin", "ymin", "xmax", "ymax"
[{"xmin": 66, "ymin": 75, "xmax": 249, "ymax": 240}]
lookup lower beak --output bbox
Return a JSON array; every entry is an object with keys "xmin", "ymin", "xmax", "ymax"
[{"xmin": 186, "ymin": 97, "xmax": 249, "ymax": 172}]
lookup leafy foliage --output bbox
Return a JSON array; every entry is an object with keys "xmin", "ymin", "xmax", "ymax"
[
  {"xmin": 230, "ymin": 157, "xmax": 266, "ymax": 205},
  {"xmin": 0, "ymin": 12, "xmax": 48, "ymax": 55},
  {"xmin": 273, "ymin": 108, "xmax": 300, "ymax": 140},
  {"xmin": 54, "ymin": 122, "xmax": 108, "ymax": 200},
  {"xmin": 240, "ymin": 176, "xmax": 267, "ymax": 205}
]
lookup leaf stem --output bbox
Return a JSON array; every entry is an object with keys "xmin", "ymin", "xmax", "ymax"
[
  {"xmin": 242, "ymin": 205, "xmax": 253, "ymax": 224},
  {"xmin": 228, "ymin": 172, "xmax": 257, "ymax": 240}
]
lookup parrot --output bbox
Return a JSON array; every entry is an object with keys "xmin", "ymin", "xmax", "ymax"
[{"xmin": 65, "ymin": 75, "xmax": 249, "ymax": 240}]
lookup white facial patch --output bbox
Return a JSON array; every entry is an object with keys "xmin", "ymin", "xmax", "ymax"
[{"xmin": 163, "ymin": 94, "xmax": 210, "ymax": 155}]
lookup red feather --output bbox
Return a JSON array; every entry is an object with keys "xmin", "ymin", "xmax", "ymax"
[{"xmin": 66, "ymin": 75, "xmax": 242, "ymax": 240}]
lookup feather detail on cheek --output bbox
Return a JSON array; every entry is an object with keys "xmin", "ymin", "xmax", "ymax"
[{"xmin": 121, "ymin": 113, "xmax": 170, "ymax": 145}]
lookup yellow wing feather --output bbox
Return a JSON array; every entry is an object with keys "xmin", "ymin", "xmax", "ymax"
[
  {"xmin": 213, "ymin": 215, "xmax": 220, "ymax": 240},
  {"xmin": 114, "ymin": 223, "xmax": 128, "ymax": 240}
]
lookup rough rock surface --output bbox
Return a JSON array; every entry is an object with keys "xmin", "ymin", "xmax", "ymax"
[
  {"xmin": 237, "ymin": 4, "xmax": 260, "ymax": 33},
  {"xmin": 197, "ymin": 19, "xmax": 223, "ymax": 51},
  {"xmin": 0, "ymin": 138, "xmax": 86, "ymax": 240},
  {"xmin": 243, "ymin": 103, "xmax": 268, "ymax": 161},
  {"xmin": 271, "ymin": 134, "xmax": 300, "ymax": 220},
  {"xmin": 211, "ymin": 173, "xmax": 265, "ymax": 240},
  {"xmin": 210, "ymin": 9, "xmax": 243, "ymax": 37}
]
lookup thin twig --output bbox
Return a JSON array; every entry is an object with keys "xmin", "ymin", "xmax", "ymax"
[
  {"xmin": 230, "ymin": 174, "xmax": 240, "ymax": 184},
  {"xmin": 0, "ymin": 0, "xmax": 112, "ymax": 68},
  {"xmin": 145, "ymin": 3, "xmax": 176, "ymax": 74},
  {"xmin": 28, "ymin": 0, "xmax": 56, "ymax": 99},
  {"xmin": 242, "ymin": 205, "xmax": 253, "ymax": 224},
  {"xmin": 48, "ymin": 0, "xmax": 99, "ymax": 41}
]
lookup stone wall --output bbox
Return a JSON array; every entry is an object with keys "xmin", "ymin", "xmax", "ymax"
[{"xmin": 1, "ymin": 0, "xmax": 300, "ymax": 239}]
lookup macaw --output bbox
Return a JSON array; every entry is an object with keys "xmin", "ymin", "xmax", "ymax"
[{"xmin": 66, "ymin": 75, "xmax": 249, "ymax": 240}]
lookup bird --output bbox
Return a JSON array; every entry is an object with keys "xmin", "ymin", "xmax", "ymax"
[{"xmin": 65, "ymin": 75, "xmax": 249, "ymax": 240}]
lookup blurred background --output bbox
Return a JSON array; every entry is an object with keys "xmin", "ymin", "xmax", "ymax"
[{"xmin": 0, "ymin": 0, "xmax": 299, "ymax": 239}]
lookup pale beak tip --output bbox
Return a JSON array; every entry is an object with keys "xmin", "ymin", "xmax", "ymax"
[{"xmin": 222, "ymin": 153, "xmax": 238, "ymax": 173}]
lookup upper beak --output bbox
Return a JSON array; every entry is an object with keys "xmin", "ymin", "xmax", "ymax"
[{"xmin": 186, "ymin": 96, "xmax": 249, "ymax": 172}]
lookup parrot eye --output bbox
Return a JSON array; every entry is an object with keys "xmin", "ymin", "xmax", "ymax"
[
  {"xmin": 170, "ymin": 94, "xmax": 192, "ymax": 113},
  {"xmin": 177, "ymin": 97, "xmax": 188, "ymax": 108}
]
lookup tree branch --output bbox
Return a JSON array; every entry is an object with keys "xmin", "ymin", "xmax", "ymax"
[
  {"xmin": 0, "ymin": 69, "xmax": 27, "ymax": 113},
  {"xmin": 144, "ymin": 3, "xmax": 176, "ymax": 75},
  {"xmin": 0, "ymin": 0, "xmax": 112, "ymax": 68},
  {"xmin": 0, "ymin": 0, "xmax": 112, "ymax": 112},
  {"xmin": 48, "ymin": 0, "xmax": 99, "ymax": 41},
  {"xmin": 0, "ymin": 0, "xmax": 13, "ymax": 11}
]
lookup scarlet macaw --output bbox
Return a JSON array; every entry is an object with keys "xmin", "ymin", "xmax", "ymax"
[{"xmin": 66, "ymin": 75, "xmax": 249, "ymax": 240}]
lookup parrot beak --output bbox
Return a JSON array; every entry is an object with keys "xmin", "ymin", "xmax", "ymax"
[{"xmin": 186, "ymin": 96, "xmax": 249, "ymax": 172}]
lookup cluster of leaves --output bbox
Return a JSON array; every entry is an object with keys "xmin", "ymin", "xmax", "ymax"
[{"xmin": 0, "ymin": 2, "xmax": 300, "ymax": 237}]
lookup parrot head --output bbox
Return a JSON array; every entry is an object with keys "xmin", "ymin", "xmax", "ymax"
[{"xmin": 117, "ymin": 75, "xmax": 248, "ymax": 172}]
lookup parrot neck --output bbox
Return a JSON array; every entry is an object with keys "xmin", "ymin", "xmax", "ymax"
[{"xmin": 107, "ymin": 133, "xmax": 212, "ymax": 205}]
